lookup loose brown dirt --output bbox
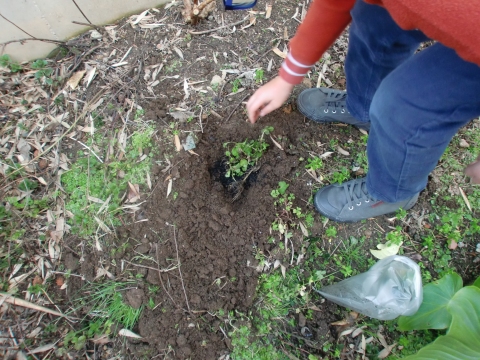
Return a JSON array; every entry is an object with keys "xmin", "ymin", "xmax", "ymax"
[{"xmin": 4, "ymin": 1, "xmax": 479, "ymax": 359}]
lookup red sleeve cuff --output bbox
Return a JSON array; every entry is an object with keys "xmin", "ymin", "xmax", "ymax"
[{"xmin": 279, "ymin": 53, "xmax": 314, "ymax": 84}]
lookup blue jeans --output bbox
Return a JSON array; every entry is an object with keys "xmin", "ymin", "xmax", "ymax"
[{"xmin": 344, "ymin": 0, "xmax": 480, "ymax": 203}]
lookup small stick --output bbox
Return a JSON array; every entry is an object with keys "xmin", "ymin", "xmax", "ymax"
[
  {"xmin": 0, "ymin": 293, "xmax": 72, "ymax": 319},
  {"xmin": 198, "ymin": 105, "xmax": 204, "ymax": 133},
  {"xmin": 124, "ymin": 260, "xmax": 177, "ymax": 273},
  {"xmin": 210, "ymin": 110, "xmax": 223, "ymax": 119},
  {"xmin": 0, "ymin": 38, "xmax": 65, "ymax": 49},
  {"xmin": 71, "ymin": 0, "xmax": 92, "ymax": 24},
  {"xmin": 41, "ymin": 289, "xmax": 65, "ymax": 317},
  {"xmin": 8, "ymin": 327, "xmax": 18, "ymax": 348},
  {"xmin": 225, "ymin": 93, "xmax": 249, "ymax": 122},
  {"xmin": 155, "ymin": 244, "xmax": 178, "ymax": 308},
  {"xmin": 71, "ymin": 137, "xmax": 103, "ymax": 163},
  {"xmin": 189, "ymin": 16, "xmax": 249, "ymax": 35},
  {"xmin": 168, "ymin": 223, "xmax": 191, "ymax": 312},
  {"xmin": 71, "ymin": 21, "xmax": 101, "ymax": 30}
]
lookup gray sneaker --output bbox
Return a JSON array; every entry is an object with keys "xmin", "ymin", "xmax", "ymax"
[
  {"xmin": 297, "ymin": 87, "xmax": 370, "ymax": 131},
  {"xmin": 314, "ymin": 177, "xmax": 419, "ymax": 223}
]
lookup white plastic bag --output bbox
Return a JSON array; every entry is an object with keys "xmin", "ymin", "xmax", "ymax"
[{"xmin": 316, "ymin": 255, "xmax": 422, "ymax": 320}]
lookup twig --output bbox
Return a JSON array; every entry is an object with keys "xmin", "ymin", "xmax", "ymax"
[
  {"xmin": 66, "ymin": 44, "xmax": 104, "ymax": 79},
  {"xmin": 210, "ymin": 110, "xmax": 223, "ymax": 119},
  {"xmin": 198, "ymin": 105, "xmax": 204, "ymax": 133},
  {"xmin": 71, "ymin": 21, "xmax": 100, "ymax": 30},
  {"xmin": 124, "ymin": 260, "xmax": 177, "ymax": 273},
  {"xmin": 155, "ymin": 243, "xmax": 178, "ymax": 308},
  {"xmin": 50, "ymin": 271, "xmax": 85, "ymax": 280},
  {"xmin": 225, "ymin": 93, "xmax": 249, "ymax": 122},
  {"xmin": 0, "ymin": 12, "xmax": 36, "ymax": 38},
  {"xmin": 41, "ymin": 289, "xmax": 65, "ymax": 318},
  {"xmin": 168, "ymin": 223, "xmax": 191, "ymax": 312},
  {"xmin": 0, "ymin": 293, "xmax": 73, "ymax": 319},
  {"xmin": 188, "ymin": 16, "xmax": 249, "ymax": 35},
  {"xmin": 0, "ymin": 37, "xmax": 65, "ymax": 48},
  {"xmin": 71, "ymin": 137, "xmax": 103, "ymax": 163},
  {"xmin": 71, "ymin": 0, "xmax": 92, "ymax": 24},
  {"xmin": 8, "ymin": 327, "xmax": 18, "ymax": 347},
  {"xmin": 255, "ymin": 47, "xmax": 275, "ymax": 64}
]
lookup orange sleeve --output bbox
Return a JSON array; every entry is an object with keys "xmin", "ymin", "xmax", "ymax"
[{"xmin": 280, "ymin": 0, "xmax": 356, "ymax": 84}]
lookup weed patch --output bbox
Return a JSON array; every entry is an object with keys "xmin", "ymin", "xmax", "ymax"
[{"xmin": 61, "ymin": 126, "xmax": 155, "ymax": 237}]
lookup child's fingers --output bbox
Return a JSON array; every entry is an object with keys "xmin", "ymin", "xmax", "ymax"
[
  {"xmin": 258, "ymin": 102, "xmax": 276, "ymax": 118},
  {"xmin": 247, "ymin": 96, "xmax": 268, "ymax": 123}
]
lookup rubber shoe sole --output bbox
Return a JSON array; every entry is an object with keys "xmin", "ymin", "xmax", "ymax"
[{"xmin": 314, "ymin": 181, "xmax": 419, "ymax": 223}]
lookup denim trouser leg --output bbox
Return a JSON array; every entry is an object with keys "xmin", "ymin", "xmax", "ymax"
[
  {"xmin": 367, "ymin": 44, "xmax": 480, "ymax": 202},
  {"xmin": 344, "ymin": 0, "xmax": 480, "ymax": 202},
  {"xmin": 345, "ymin": 0, "xmax": 429, "ymax": 122}
]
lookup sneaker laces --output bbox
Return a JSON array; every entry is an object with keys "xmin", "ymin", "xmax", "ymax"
[
  {"xmin": 321, "ymin": 90, "xmax": 349, "ymax": 114},
  {"xmin": 343, "ymin": 178, "xmax": 375, "ymax": 210}
]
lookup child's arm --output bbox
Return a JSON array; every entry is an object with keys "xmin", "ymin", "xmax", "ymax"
[
  {"xmin": 280, "ymin": 0, "xmax": 355, "ymax": 85},
  {"xmin": 247, "ymin": 0, "xmax": 355, "ymax": 123}
]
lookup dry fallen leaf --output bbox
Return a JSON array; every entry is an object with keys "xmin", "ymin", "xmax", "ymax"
[
  {"xmin": 92, "ymin": 334, "xmax": 112, "ymax": 345},
  {"xmin": 174, "ymin": 134, "xmax": 182, "ymax": 151},
  {"xmin": 67, "ymin": 70, "xmax": 86, "ymax": 90},
  {"xmin": 378, "ymin": 343, "xmax": 397, "ymax": 359},
  {"xmin": 127, "ymin": 182, "xmax": 141, "ymax": 202},
  {"xmin": 173, "ymin": 46, "xmax": 184, "ymax": 60},
  {"xmin": 337, "ymin": 145, "xmax": 350, "ymax": 156},
  {"xmin": 28, "ymin": 343, "xmax": 56, "ymax": 355},
  {"xmin": 459, "ymin": 139, "xmax": 470, "ymax": 148},
  {"xmin": 370, "ymin": 241, "xmax": 402, "ymax": 259},
  {"xmin": 320, "ymin": 151, "xmax": 334, "ymax": 159},
  {"xmin": 352, "ymin": 326, "xmax": 366, "ymax": 338},
  {"xmin": 282, "ymin": 104, "xmax": 292, "ymax": 114},
  {"xmin": 32, "ymin": 275, "xmax": 43, "ymax": 286},
  {"xmin": 272, "ymin": 47, "xmax": 287, "ymax": 59},
  {"xmin": 331, "ymin": 319, "xmax": 350, "ymax": 326},
  {"xmin": 299, "ymin": 221, "xmax": 309, "ymax": 236},
  {"xmin": 265, "ymin": 4, "xmax": 272, "ymax": 19},
  {"xmin": 340, "ymin": 328, "xmax": 355, "ymax": 337},
  {"xmin": 119, "ymin": 329, "xmax": 142, "ymax": 338},
  {"xmin": 167, "ymin": 178, "xmax": 173, "ymax": 198},
  {"xmin": 377, "ymin": 331, "xmax": 388, "ymax": 348},
  {"xmin": 458, "ymin": 186, "xmax": 472, "ymax": 212},
  {"xmin": 448, "ymin": 239, "xmax": 458, "ymax": 250},
  {"xmin": 84, "ymin": 66, "xmax": 97, "ymax": 88},
  {"xmin": 55, "ymin": 276, "xmax": 64, "ymax": 287}
]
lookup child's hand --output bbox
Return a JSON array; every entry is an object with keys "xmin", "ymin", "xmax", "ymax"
[
  {"xmin": 465, "ymin": 155, "xmax": 480, "ymax": 184},
  {"xmin": 246, "ymin": 76, "xmax": 294, "ymax": 123}
]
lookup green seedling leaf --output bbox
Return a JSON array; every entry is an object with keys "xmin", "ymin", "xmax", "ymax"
[
  {"xmin": 262, "ymin": 126, "xmax": 274, "ymax": 135},
  {"xmin": 370, "ymin": 241, "xmax": 402, "ymax": 259},
  {"xmin": 31, "ymin": 59, "xmax": 49, "ymax": 69},
  {"xmin": 402, "ymin": 286, "xmax": 480, "ymax": 360},
  {"xmin": 278, "ymin": 181, "xmax": 289, "ymax": 195},
  {"xmin": 398, "ymin": 272, "xmax": 463, "ymax": 330},
  {"xmin": 18, "ymin": 179, "xmax": 38, "ymax": 191}
]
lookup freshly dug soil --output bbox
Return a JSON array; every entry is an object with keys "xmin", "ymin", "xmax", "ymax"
[{"xmin": 58, "ymin": 2, "xmax": 480, "ymax": 359}]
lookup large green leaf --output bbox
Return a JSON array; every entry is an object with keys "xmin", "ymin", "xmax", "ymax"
[
  {"xmin": 403, "ymin": 286, "xmax": 480, "ymax": 359},
  {"xmin": 473, "ymin": 276, "xmax": 480, "ymax": 289},
  {"xmin": 398, "ymin": 273, "xmax": 463, "ymax": 330},
  {"xmin": 447, "ymin": 287, "xmax": 480, "ymax": 345},
  {"xmin": 402, "ymin": 335, "xmax": 480, "ymax": 360}
]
